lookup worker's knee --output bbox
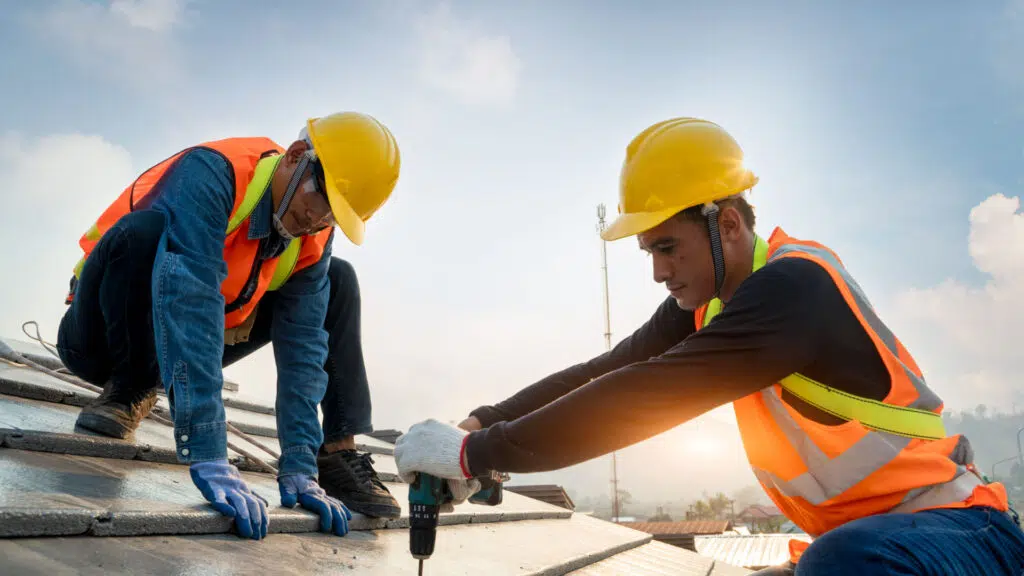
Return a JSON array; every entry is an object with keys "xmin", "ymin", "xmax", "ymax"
[
  {"xmin": 327, "ymin": 257, "xmax": 360, "ymax": 303},
  {"xmin": 324, "ymin": 257, "xmax": 360, "ymax": 333},
  {"xmin": 794, "ymin": 515, "xmax": 907, "ymax": 575}
]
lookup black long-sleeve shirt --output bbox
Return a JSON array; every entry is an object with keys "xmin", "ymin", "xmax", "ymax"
[{"xmin": 464, "ymin": 256, "xmax": 893, "ymax": 475}]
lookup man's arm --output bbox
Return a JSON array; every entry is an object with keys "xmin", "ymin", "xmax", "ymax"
[
  {"xmin": 148, "ymin": 149, "xmax": 235, "ymax": 463},
  {"xmin": 269, "ymin": 236, "xmax": 334, "ymax": 477},
  {"xmin": 464, "ymin": 257, "xmax": 826, "ymax": 475},
  {"xmin": 468, "ymin": 296, "xmax": 696, "ymax": 427}
]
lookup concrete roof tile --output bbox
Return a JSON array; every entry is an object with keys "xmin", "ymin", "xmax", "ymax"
[
  {"xmin": 0, "ymin": 515, "xmax": 656, "ymax": 576},
  {"xmin": 0, "ymin": 447, "xmax": 569, "ymax": 538},
  {"xmin": 0, "ymin": 335, "xmax": 750, "ymax": 574}
]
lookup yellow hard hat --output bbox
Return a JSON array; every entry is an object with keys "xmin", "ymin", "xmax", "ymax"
[
  {"xmin": 601, "ymin": 117, "xmax": 757, "ymax": 242},
  {"xmin": 305, "ymin": 111, "xmax": 401, "ymax": 245}
]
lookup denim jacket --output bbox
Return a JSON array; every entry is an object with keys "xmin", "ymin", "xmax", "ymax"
[{"xmin": 146, "ymin": 148, "xmax": 331, "ymax": 478}]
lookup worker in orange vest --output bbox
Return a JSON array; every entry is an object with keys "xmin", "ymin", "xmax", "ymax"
[
  {"xmin": 56, "ymin": 111, "xmax": 402, "ymax": 540},
  {"xmin": 393, "ymin": 118, "xmax": 1024, "ymax": 574}
]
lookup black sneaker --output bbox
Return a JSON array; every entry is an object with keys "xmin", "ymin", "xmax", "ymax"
[
  {"xmin": 317, "ymin": 449, "xmax": 401, "ymax": 519},
  {"xmin": 75, "ymin": 380, "xmax": 160, "ymax": 439}
]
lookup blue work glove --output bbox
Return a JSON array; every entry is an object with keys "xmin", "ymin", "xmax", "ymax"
[
  {"xmin": 189, "ymin": 459, "xmax": 269, "ymax": 540},
  {"xmin": 278, "ymin": 474, "xmax": 352, "ymax": 536}
]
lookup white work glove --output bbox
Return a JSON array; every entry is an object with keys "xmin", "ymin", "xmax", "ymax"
[{"xmin": 395, "ymin": 418, "xmax": 481, "ymax": 511}]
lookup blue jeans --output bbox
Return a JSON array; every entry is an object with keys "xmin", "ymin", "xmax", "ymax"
[
  {"xmin": 753, "ymin": 506, "xmax": 1024, "ymax": 575},
  {"xmin": 57, "ymin": 210, "xmax": 372, "ymax": 445},
  {"xmin": 221, "ymin": 256, "xmax": 373, "ymax": 442}
]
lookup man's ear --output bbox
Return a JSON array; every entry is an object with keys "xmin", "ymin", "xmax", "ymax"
[
  {"xmin": 283, "ymin": 139, "xmax": 310, "ymax": 166},
  {"xmin": 718, "ymin": 204, "xmax": 744, "ymax": 241}
]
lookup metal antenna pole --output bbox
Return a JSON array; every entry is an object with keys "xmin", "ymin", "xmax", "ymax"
[{"xmin": 596, "ymin": 203, "xmax": 620, "ymax": 522}]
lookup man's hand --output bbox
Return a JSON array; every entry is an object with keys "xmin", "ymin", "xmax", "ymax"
[
  {"xmin": 278, "ymin": 474, "xmax": 351, "ymax": 536},
  {"xmin": 395, "ymin": 418, "xmax": 481, "ymax": 508},
  {"xmin": 189, "ymin": 459, "xmax": 269, "ymax": 540},
  {"xmin": 458, "ymin": 415, "xmax": 482, "ymax": 432}
]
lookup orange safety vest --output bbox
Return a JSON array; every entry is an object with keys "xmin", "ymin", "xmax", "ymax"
[
  {"xmin": 695, "ymin": 227, "xmax": 1009, "ymax": 565},
  {"xmin": 68, "ymin": 137, "xmax": 333, "ymax": 331}
]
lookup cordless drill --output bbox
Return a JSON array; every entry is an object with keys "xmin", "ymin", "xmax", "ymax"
[{"xmin": 408, "ymin": 472, "xmax": 505, "ymax": 574}]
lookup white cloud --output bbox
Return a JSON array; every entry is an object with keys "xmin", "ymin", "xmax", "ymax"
[
  {"xmin": 110, "ymin": 0, "xmax": 184, "ymax": 32},
  {"xmin": 890, "ymin": 193, "xmax": 1024, "ymax": 413},
  {"xmin": 36, "ymin": 0, "xmax": 188, "ymax": 86},
  {"xmin": 0, "ymin": 132, "xmax": 136, "ymax": 342},
  {"xmin": 416, "ymin": 3, "xmax": 522, "ymax": 107}
]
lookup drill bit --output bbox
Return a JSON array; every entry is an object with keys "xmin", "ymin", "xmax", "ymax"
[{"xmin": 418, "ymin": 559, "xmax": 424, "ymax": 575}]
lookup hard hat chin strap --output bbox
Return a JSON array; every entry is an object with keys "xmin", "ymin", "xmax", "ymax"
[
  {"xmin": 272, "ymin": 150, "xmax": 316, "ymax": 241},
  {"xmin": 702, "ymin": 202, "xmax": 726, "ymax": 298}
]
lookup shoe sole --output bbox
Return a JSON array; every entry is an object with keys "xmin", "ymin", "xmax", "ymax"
[
  {"xmin": 75, "ymin": 412, "xmax": 133, "ymax": 439},
  {"xmin": 342, "ymin": 500, "xmax": 402, "ymax": 519},
  {"xmin": 324, "ymin": 490, "xmax": 402, "ymax": 519}
]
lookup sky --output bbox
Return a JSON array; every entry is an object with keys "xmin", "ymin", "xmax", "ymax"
[{"xmin": 1, "ymin": 0, "xmax": 1023, "ymax": 505}]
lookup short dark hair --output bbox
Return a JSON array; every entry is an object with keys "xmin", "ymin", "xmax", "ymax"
[{"xmin": 674, "ymin": 194, "xmax": 756, "ymax": 230}]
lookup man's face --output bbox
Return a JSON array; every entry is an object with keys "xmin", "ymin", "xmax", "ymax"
[
  {"xmin": 637, "ymin": 216, "xmax": 715, "ymax": 310},
  {"xmin": 281, "ymin": 157, "xmax": 335, "ymax": 237}
]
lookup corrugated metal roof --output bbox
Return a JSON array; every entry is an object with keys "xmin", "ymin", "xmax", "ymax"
[
  {"xmin": 695, "ymin": 534, "xmax": 813, "ymax": 570},
  {"xmin": 0, "ymin": 335, "xmax": 750, "ymax": 575},
  {"xmin": 621, "ymin": 520, "xmax": 732, "ymax": 535}
]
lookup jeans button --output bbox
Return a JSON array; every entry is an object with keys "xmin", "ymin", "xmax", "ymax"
[
  {"xmin": 181, "ymin": 448, "xmax": 190, "ymax": 456},
  {"xmin": 181, "ymin": 434, "xmax": 189, "ymax": 442}
]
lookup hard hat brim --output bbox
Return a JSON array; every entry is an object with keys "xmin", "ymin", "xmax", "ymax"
[
  {"xmin": 600, "ymin": 206, "xmax": 683, "ymax": 241},
  {"xmin": 324, "ymin": 177, "xmax": 365, "ymax": 246},
  {"xmin": 307, "ymin": 117, "xmax": 366, "ymax": 246}
]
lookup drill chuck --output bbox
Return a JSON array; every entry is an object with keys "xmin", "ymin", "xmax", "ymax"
[
  {"xmin": 409, "ymin": 502, "xmax": 439, "ymax": 559},
  {"xmin": 408, "ymin": 474, "xmax": 448, "ymax": 562}
]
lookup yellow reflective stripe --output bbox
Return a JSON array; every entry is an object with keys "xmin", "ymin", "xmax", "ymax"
[
  {"xmin": 702, "ymin": 234, "xmax": 945, "ymax": 441},
  {"xmin": 72, "ymin": 256, "xmax": 86, "ymax": 279},
  {"xmin": 268, "ymin": 238, "xmax": 300, "ymax": 291},
  {"xmin": 704, "ymin": 298, "xmax": 722, "ymax": 322},
  {"xmin": 702, "ymin": 235, "xmax": 768, "ymax": 326},
  {"xmin": 779, "ymin": 373, "xmax": 946, "ymax": 440},
  {"xmin": 228, "ymin": 155, "xmax": 281, "ymax": 235},
  {"xmin": 72, "ymin": 155, "xmax": 295, "ymax": 288},
  {"xmin": 73, "ymin": 224, "xmax": 104, "ymax": 278}
]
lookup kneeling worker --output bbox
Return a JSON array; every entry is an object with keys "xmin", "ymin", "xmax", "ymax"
[
  {"xmin": 57, "ymin": 111, "xmax": 402, "ymax": 540},
  {"xmin": 394, "ymin": 117, "xmax": 1024, "ymax": 574}
]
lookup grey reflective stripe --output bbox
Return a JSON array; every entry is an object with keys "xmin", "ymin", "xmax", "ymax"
[
  {"xmin": 769, "ymin": 243, "xmax": 943, "ymax": 412},
  {"xmin": 889, "ymin": 468, "xmax": 985, "ymax": 514},
  {"xmin": 763, "ymin": 388, "xmax": 827, "ymax": 467},
  {"xmin": 761, "ymin": 388, "xmax": 912, "ymax": 505},
  {"xmin": 742, "ymin": 238, "xmax": 969, "ymax": 516}
]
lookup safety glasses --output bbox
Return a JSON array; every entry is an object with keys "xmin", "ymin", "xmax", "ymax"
[{"xmin": 303, "ymin": 160, "xmax": 335, "ymax": 230}]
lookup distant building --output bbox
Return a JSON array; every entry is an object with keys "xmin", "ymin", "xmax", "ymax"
[
  {"xmin": 736, "ymin": 504, "xmax": 787, "ymax": 533},
  {"xmin": 619, "ymin": 520, "xmax": 733, "ymax": 551}
]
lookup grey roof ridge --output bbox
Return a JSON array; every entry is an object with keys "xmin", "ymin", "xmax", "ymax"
[
  {"xmin": 1, "ymin": 336, "xmax": 270, "ymax": 414},
  {"xmin": 0, "ymin": 427, "xmax": 401, "ymax": 481},
  {"xmin": 0, "ymin": 361, "xmax": 272, "ymax": 416},
  {"xmin": 0, "ymin": 372, "xmax": 392, "ymax": 457}
]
